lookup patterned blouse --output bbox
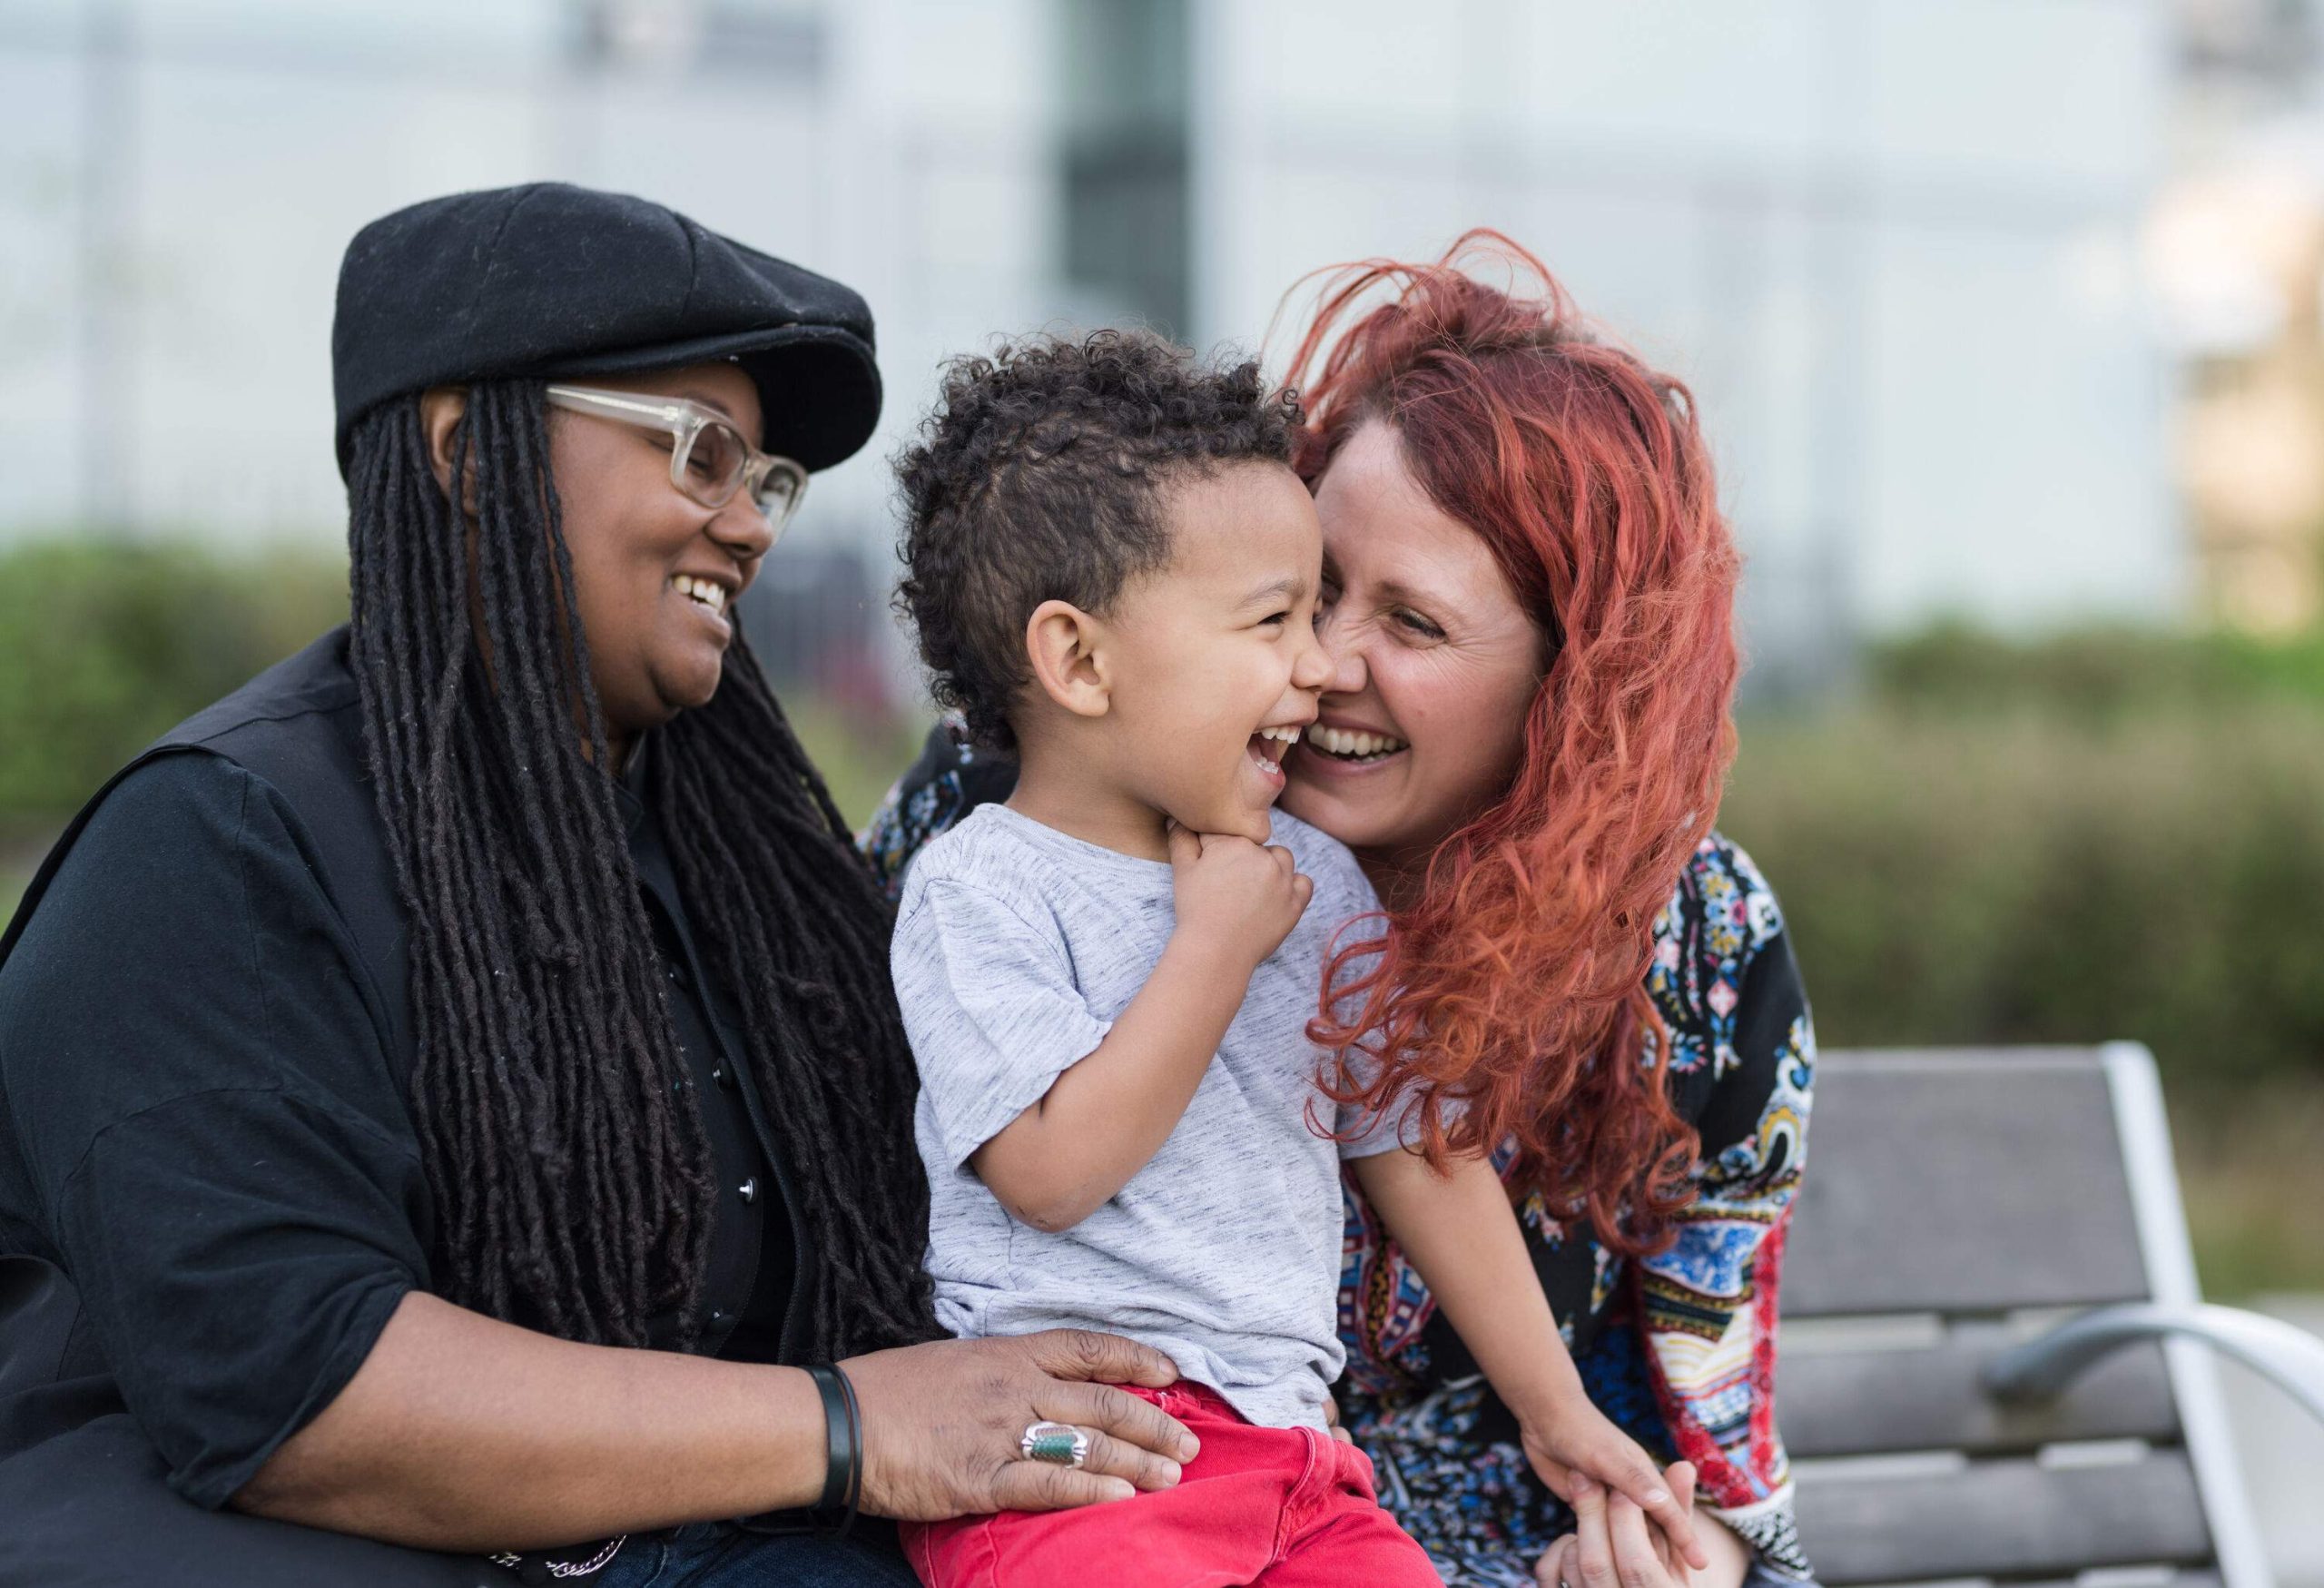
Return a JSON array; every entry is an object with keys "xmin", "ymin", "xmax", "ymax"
[{"xmin": 862, "ymin": 726, "xmax": 1817, "ymax": 1587}]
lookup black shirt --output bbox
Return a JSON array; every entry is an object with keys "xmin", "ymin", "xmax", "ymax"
[{"xmin": 0, "ymin": 630, "xmax": 802, "ymax": 1518}]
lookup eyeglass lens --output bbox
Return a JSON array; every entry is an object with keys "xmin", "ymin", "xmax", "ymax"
[
  {"xmin": 681, "ymin": 419, "xmax": 751, "ymax": 506},
  {"xmin": 754, "ymin": 468, "xmax": 803, "ymax": 521},
  {"xmin": 681, "ymin": 420, "xmax": 801, "ymax": 528}
]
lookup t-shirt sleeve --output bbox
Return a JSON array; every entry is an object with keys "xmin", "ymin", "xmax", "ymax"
[
  {"xmin": 0, "ymin": 753, "xmax": 428, "ymax": 1510},
  {"xmin": 891, "ymin": 875, "xmax": 1111, "ymax": 1171},
  {"xmin": 1339, "ymin": 1066, "xmax": 1473, "ymax": 1159}
]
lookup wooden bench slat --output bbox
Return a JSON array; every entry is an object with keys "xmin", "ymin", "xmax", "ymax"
[
  {"xmin": 1795, "ymin": 1448, "xmax": 2213, "ymax": 1584},
  {"xmin": 1786, "ymin": 1051, "xmax": 2151, "ymax": 1317},
  {"xmin": 1778, "ymin": 1327, "xmax": 2179, "ymax": 1457}
]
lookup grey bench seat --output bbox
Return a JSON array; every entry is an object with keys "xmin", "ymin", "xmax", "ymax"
[{"xmin": 1780, "ymin": 1045, "xmax": 2324, "ymax": 1587}]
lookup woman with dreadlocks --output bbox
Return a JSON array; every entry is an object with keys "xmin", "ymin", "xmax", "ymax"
[{"xmin": 0, "ymin": 185, "xmax": 1196, "ymax": 1588}]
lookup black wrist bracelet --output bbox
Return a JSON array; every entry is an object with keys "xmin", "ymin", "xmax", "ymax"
[
  {"xmin": 806, "ymin": 1364, "xmax": 861, "ymax": 1537},
  {"xmin": 834, "ymin": 1363, "xmax": 864, "ymax": 1532}
]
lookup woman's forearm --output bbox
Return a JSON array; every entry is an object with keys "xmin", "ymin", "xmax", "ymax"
[
  {"xmin": 1356, "ymin": 1150, "xmax": 1710, "ymax": 1572},
  {"xmin": 231, "ymin": 1290, "xmax": 827, "ymax": 1552}
]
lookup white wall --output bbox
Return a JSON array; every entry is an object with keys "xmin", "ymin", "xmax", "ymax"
[{"xmin": 0, "ymin": 0, "xmax": 1061, "ymax": 553}]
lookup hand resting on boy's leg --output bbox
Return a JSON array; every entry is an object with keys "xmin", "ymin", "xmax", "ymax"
[{"xmin": 842, "ymin": 1328, "xmax": 1200, "ymax": 1521}]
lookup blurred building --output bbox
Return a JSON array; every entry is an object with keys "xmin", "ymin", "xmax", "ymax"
[
  {"xmin": 0, "ymin": 0, "xmax": 2181, "ymax": 701},
  {"xmin": 2159, "ymin": 0, "xmax": 2324, "ymax": 632},
  {"xmin": 2152, "ymin": 167, "xmax": 2324, "ymax": 632}
]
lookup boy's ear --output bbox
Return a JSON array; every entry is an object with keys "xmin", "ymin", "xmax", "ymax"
[{"xmin": 1023, "ymin": 599, "xmax": 1111, "ymax": 720}]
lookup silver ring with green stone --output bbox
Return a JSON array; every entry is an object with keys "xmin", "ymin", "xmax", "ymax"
[{"xmin": 1019, "ymin": 1421, "xmax": 1090, "ymax": 1468}]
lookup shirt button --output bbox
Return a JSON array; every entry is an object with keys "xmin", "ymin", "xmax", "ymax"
[
  {"xmin": 738, "ymin": 1178, "xmax": 758, "ymax": 1204},
  {"xmin": 709, "ymin": 1308, "xmax": 727, "ymax": 1326},
  {"xmin": 711, "ymin": 1062, "xmax": 727, "ymax": 1083}
]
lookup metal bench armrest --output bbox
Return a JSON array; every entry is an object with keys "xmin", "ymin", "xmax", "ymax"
[{"xmin": 1983, "ymin": 1300, "xmax": 2324, "ymax": 1425}]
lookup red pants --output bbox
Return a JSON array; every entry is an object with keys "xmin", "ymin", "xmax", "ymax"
[{"xmin": 901, "ymin": 1382, "xmax": 1439, "ymax": 1587}]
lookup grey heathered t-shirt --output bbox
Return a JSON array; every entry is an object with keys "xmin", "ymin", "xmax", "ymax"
[{"xmin": 891, "ymin": 803, "xmax": 1396, "ymax": 1433}]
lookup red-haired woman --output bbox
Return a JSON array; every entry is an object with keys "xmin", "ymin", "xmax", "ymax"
[{"xmin": 867, "ymin": 236, "xmax": 1814, "ymax": 1588}]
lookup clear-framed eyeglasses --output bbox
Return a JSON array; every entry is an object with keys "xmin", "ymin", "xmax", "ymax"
[{"xmin": 545, "ymin": 384, "xmax": 808, "ymax": 540}]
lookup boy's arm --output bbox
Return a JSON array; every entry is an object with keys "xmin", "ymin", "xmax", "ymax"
[
  {"xmin": 1346, "ymin": 1147, "xmax": 1711, "ymax": 1573},
  {"xmin": 972, "ymin": 824, "xmax": 1310, "ymax": 1233},
  {"xmin": 971, "ymin": 929, "xmax": 1250, "ymax": 1232}
]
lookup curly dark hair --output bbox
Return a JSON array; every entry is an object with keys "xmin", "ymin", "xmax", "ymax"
[{"xmin": 894, "ymin": 330, "xmax": 1301, "ymax": 750}]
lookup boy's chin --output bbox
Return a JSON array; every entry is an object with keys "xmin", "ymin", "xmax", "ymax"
[
  {"xmin": 1156, "ymin": 764, "xmax": 1284, "ymax": 843},
  {"xmin": 1230, "ymin": 807, "xmax": 1276, "ymax": 843},
  {"xmin": 1156, "ymin": 791, "xmax": 1275, "ymax": 844},
  {"xmin": 1197, "ymin": 799, "xmax": 1279, "ymax": 844}
]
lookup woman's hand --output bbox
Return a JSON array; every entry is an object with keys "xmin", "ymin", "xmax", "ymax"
[
  {"xmin": 842, "ymin": 1328, "xmax": 1199, "ymax": 1521},
  {"xmin": 1520, "ymin": 1403, "xmax": 1707, "ymax": 1573},
  {"xmin": 1534, "ymin": 1468, "xmax": 1753, "ymax": 1588}
]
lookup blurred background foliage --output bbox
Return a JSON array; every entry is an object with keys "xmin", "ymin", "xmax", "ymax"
[
  {"xmin": 0, "ymin": 537, "xmax": 346, "ymax": 823},
  {"xmin": 2, "ymin": 534, "xmax": 2319, "ymax": 1295},
  {"xmin": 1729, "ymin": 626, "xmax": 2324, "ymax": 1093},
  {"xmin": 1722, "ymin": 624, "xmax": 2324, "ymax": 1297}
]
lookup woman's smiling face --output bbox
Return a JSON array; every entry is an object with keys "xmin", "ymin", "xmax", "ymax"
[
  {"xmin": 545, "ymin": 361, "xmax": 776, "ymax": 749},
  {"xmin": 1281, "ymin": 419, "xmax": 1551, "ymax": 887}
]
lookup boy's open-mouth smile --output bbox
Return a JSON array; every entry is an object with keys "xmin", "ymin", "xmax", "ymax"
[{"xmin": 1246, "ymin": 723, "xmax": 1305, "ymax": 791}]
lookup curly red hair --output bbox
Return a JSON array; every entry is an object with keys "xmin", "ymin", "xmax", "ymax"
[{"xmin": 1289, "ymin": 232, "xmax": 1740, "ymax": 1256}]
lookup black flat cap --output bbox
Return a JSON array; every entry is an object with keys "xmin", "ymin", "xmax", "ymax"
[{"xmin": 332, "ymin": 182, "xmax": 881, "ymax": 477}]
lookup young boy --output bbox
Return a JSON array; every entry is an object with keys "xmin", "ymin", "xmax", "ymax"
[{"xmin": 888, "ymin": 333, "xmax": 1705, "ymax": 1585}]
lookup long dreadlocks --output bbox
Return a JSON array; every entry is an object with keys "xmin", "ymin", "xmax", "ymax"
[{"xmin": 344, "ymin": 378, "xmax": 937, "ymax": 1359}]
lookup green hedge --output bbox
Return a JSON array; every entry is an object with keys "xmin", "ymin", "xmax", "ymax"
[
  {"xmin": 0, "ymin": 537, "xmax": 347, "ymax": 820},
  {"xmin": 1868, "ymin": 620, "xmax": 2324, "ymax": 720},
  {"xmin": 1725, "ymin": 638, "xmax": 2324, "ymax": 1092}
]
